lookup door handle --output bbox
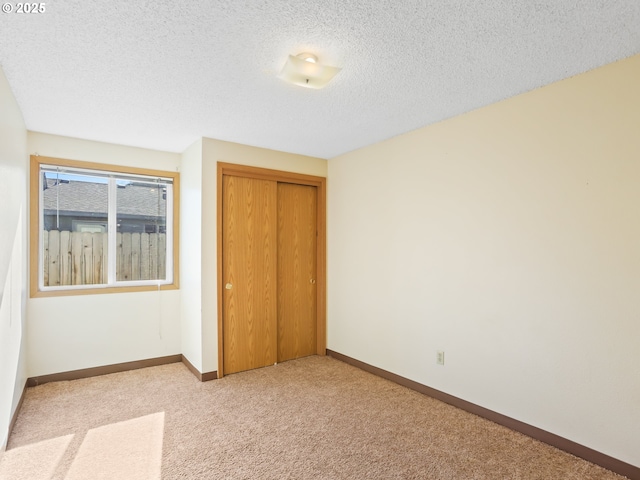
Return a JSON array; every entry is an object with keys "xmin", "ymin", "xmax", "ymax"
[
  {"xmin": 225, "ymin": 283, "xmax": 233, "ymax": 290},
  {"xmin": 309, "ymin": 279, "xmax": 316, "ymax": 284}
]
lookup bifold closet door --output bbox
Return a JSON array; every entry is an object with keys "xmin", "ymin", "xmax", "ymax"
[
  {"xmin": 222, "ymin": 175, "xmax": 277, "ymax": 375},
  {"xmin": 277, "ymin": 183, "xmax": 317, "ymax": 362}
]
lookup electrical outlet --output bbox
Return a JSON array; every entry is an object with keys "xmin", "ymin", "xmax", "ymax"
[{"xmin": 436, "ymin": 351, "xmax": 445, "ymax": 365}]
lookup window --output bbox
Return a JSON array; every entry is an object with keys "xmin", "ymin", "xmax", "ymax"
[{"xmin": 30, "ymin": 156, "xmax": 179, "ymax": 296}]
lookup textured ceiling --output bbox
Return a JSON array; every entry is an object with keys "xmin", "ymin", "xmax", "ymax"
[{"xmin": 1, "ymin": 1, "xmax": 639, "ymax": 159}]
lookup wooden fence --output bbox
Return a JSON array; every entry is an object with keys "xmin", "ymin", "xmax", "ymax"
[{"xmin": 43, "ymin": 230, "xmax": 166, "ymax": 286}]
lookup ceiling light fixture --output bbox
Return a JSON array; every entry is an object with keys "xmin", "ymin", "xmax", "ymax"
[{"xmin": 278, "ymin": 52, "xmax": 341, "ymax": 89}]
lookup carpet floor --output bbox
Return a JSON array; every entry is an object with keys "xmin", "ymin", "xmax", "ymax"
[{"xmin": 3, "ymin": 355, "xmax": 625, "ymax": 479}]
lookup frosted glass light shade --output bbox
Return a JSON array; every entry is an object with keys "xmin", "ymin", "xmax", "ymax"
[{"xmin": 278, "ymin": 54, "xmax": 341, "ymax": 89}]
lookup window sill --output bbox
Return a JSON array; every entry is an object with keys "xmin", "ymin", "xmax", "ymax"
[{"xmin": 30, "ymin": 282, "xmax": 179, "ymax": 298}]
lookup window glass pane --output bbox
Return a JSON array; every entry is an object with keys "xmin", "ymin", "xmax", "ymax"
[
  {"xmin": 115, "ymin": 179, "xmax": 168, "ymax": 282},
  {"xmin": 42, "ymin": 171, "xmax": 108, "ymax": 286}
]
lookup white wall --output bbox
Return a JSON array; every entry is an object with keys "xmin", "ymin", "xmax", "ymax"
[
  {"xmin": 27, "ymin": 133, "xmax": 182, "ymax": 377},
  {"xmin": 0, "ymin": 66, "xmax": 28, "ymax": 450},
  {"xmin": 327, "ymin": 54, "xmax": 640, "ymax": 467},
  {"xmin": 197, "ymin": 138, "xmax": 327, "ymax": 373},
  {"xmin": 180, "ymin": 139, "xmax": 203, "ymax": 371}
]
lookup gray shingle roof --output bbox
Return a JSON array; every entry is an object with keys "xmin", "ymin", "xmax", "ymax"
[{"xmin": 43, "ymin": 179, "xmax": 166, "ymax": 218}]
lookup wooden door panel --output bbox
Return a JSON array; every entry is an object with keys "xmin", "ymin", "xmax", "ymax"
[
  {"xmin": 277, "ymin": 183, "xmax": 317, "ymax": 362},
  {"xmin": 222, "ymin": 175, "xmax": 278, "ymax": 374}
]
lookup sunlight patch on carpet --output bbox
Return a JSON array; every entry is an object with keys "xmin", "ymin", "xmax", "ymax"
[
  {"xmin": 0, "ymin": 434, "xmax": 74, "ymax": 480},
  {"xmin": 65, "ymin": 412, "xmax": 164, "ymax": 480}
]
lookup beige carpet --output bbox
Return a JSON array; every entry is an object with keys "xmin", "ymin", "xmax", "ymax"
[{"xmin": 4, "ymin": 356, "xmax": 626, "ymax": 479}]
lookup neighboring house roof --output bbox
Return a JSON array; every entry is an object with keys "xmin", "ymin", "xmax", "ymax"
[{"xmin": 43, "ymin": 178, "xmax": 167, "ymax": 219}]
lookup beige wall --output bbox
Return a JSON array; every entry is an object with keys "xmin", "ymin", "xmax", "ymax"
[
  {"xmin": 27, "ymin": 133, "xmax": 182, "ymax": 377},
  {"xmin": 0, "ymin": 67, "xmax": 28, "ymax": 450},
  {"xmin": 28, "ymin": 132, "xmax": 180, "ymax": 170},
  {"xmin": 327, "ymin": 54, "xmax": 640, "ymax": 466}
]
